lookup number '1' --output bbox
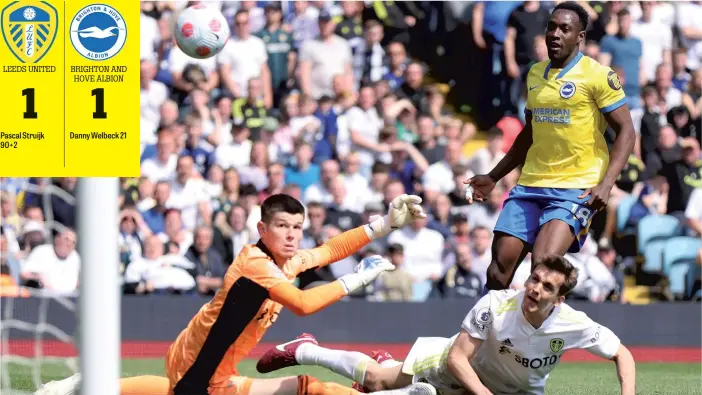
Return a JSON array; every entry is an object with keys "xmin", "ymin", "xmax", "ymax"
[{"xmin": 22, "ymin": 88, "xmax": 108, "ymax": 119}]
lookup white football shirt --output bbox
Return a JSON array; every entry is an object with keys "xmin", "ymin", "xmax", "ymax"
[{"xmin": 461, "ymin": 289, "xmax": 621, "ymax": 394}]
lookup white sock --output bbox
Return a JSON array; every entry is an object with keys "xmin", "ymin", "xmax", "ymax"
[{"xmin": 296, "ymin": 343, "xmax": 374, "ymax": 384}]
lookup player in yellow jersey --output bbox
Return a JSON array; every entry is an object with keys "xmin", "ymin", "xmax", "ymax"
[{"xmin": 464, "ymin": 2, "xmax": 636, "ymax": 294}]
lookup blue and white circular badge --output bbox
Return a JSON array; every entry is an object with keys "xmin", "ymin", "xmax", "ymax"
[
  {"xmin": 70, "ymin": 4, "xmax": 126, "ymax": 61},
  {"xmin": 559, "ymin": 81, "xmax": 576, "ymax": 99}
]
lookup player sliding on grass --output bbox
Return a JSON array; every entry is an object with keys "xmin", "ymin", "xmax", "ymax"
[
  {"xmin": 464, "ymin": 1, "xmax": 636, "ymax": 295},
  {"xmin": 258, "ymin": 256, "xmax": 637, "ymax": 395},
  {"xmin": 37, "ymin": 193, "xmax": 436, "ymax": 395}
]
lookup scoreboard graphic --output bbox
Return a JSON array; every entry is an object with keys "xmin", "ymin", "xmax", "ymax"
[{"xmin": 0, "ymin": 0, "xmax": 139, "ymax": 176}]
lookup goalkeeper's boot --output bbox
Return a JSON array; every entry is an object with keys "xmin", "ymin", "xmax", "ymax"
[
  {"xmin": 351, "ymin": 350, "xmax": 399, "ymax": 393},
  {"xmin": 34, "ymin": 373, "xmax": 81, "ymax": 395},
  {"xmin": 256, "ymin": 333, "xmax": 318, "ymax": 373}
]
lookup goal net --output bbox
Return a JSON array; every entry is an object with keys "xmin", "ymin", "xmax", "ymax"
[{"xmin": 0, "ymin": 178, "xmax": 120, "ymax": 395}]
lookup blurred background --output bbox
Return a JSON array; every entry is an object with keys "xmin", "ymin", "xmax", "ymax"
[{"xmin": 1, "ymin": 0, "xmax": 701, "ymax": 392}]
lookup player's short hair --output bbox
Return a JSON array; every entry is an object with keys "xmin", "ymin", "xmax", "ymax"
[
  {"xmin": 535, "ymin": 255, "xmax": 579, "ymax": 296},
  {"xmin": 260, "ymin": 194, "xmax": 305, "ymax": 223},
  {"xmin": 552, "ymin": 2, "xmax": 589, "ymax": 32}
]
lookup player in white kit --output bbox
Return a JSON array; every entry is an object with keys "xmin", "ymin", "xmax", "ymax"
[{"xmin": 257, "ymin": 255, "xmax": 636, "ymax": 395}]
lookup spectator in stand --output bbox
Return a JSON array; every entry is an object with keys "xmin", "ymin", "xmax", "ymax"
[
  {"xmin": 259, "ymin": 163, "xmax": 285, "ymax": 203},
  {"xmin": 284, "ymin": 142, "xmax": 320, "ymax": 193},
  {"xmin": 356, "ymin": 20, "xmax": 386, "ymax": 86},
  {"xmin": 599, "ymin": 8, "xmax": 644, "ymax": 108},
  {"xmin": 422, "ymin": 139, "xmax": 469, "ymax": 204},
  {"xmin": 682, "ymin": 69, "xmax": 702, "ymax": 127},
  {"xmin": 676, "ymin": 1, "xmax": 702, "ymax": 71},
  {"xmin": 383, "ymin": 41, "xmax": 408, "ymax": 91},
  {"xmin": 334, "ymin": 0, "xmax": 364, "ymax": 61},
  {"xmin": 184, "ymin": 226, "xmax": 226, "ymax": 296},
  {"xmin": 346, "ymin": 85, "xmax": 385, "ymax": 177},
  {"xmin": 141, "ymin": 131, "xmax": 177, "ymax": 183},
  {"xmin": 141, "ymin": 181, "xmax": 170, "ymax": 234},
  {"xmin": 214, "ymin": 121, "xmax": 253, "ymax": 170},
  {"xmin": 140, "ymin": 58, "xmax": 169, "ymax": 143},
  {"xmin": 432, "ymin": 243, "xmax": 482, "ymax": 299},
  {"xmin": 232, "ymin": 77, "xmax": 268, "ymax": 140},
  {"xmin": 287, "ymin": 0, "xmax": 320, "ymax": 50},
  {"xmin": 396, "ymin": 62, "xmax": 428, "ymax": 114},
  {"xmin": 387, "ymin": 211, "xmax": 444, "ymax": 283},
  {"xmin": 504, "ymin": 1, "xmax": 550, "ymax": 112},
  {"xmin": 324, "ymin": 177, "xmax": 362, "ymax": 231},
  {"xmin": 158, "ymin": 208, "xmax": 192, "ymax": 255},
  {"xmin": 661, "ymin": 139, "xmax": 702, "ymax": 215},
  {"xmin": 257, "ymin": 2, "xmax": 295, "ymax": 108},
  {"xmin": 218, "ymin": 9, "xmax": 272, "ymax": 107},
  {"xmin": 373, "ymin": 243, "xmax": 413, "ymax": 302},
  {"xmin": 654, "ymin": 63, "xmax": 682, "ymax": 111},
  {"xmin": 169, "ymin": 155, "xmax": 211, "ymax": 230},
  {"xmin": 672, "ymin": 48, "xmax": 691, "ymax": 93},
  {"xmin": 303, "ymin": 159, "xmax": 340, "ymax": 205},
  {"xmin": 468, "ymin": 126, "xmax": 505, "ymax": 176},
  {"xmin": 20, "ymin": 229, "xmax": 80, "ymax": 295},
  {"xmin": 631, "ymin": 1, "xmax": 672, "ymax": 84},
  {"xmin": 182, "ymin": 117, "xmax": 215, "ymax": 178},
  {"xmin": 299, "ymin": 9, "xmax": 353, "ymax": 99},
  {"xmin": 124, "ymin": 234, "xmax": 195, "ymax": 295}
]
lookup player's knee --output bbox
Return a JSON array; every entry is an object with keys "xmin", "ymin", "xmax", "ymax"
[{"xmin": 486, "ymin": 262, "xmax": 510, "ymax": 290}]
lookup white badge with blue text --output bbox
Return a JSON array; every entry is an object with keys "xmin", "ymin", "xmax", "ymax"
[{"xmin": 559, "ymin": 81, "xmax": 576, "ymax": 99}]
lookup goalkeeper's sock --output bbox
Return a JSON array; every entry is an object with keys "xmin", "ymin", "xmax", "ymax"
[
  {"xmin": 296, "ymin": 343, "xmax": 374, "ymax": 385},
  {"xmin": 297, "ymin": 375, "xmax": 361, "ymax": 395},
  {"xmin": 119, "ymin": 375, "xmax": 170, "ymax": 395}
]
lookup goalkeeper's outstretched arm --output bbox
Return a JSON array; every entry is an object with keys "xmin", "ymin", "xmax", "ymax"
[
  {"xmin": 299, "ymin": 194, "xmax": 425, "ymax": 271},
  {"xmin": 270, "ymin": 255, "xmax": 394, "ymax": 316}
]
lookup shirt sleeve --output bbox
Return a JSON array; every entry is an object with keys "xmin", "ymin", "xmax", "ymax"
[
  {"xmin": 577, "ymin": 321, "xmax": 621, "ymax": 360},
  {"xmin": 294, "ymin": 226, "xmax": 371, "ymax": 273},
  {"xmin": 592, "ymin": 66, "xmax": 627, "ymax": 113},
  {"xmin": 461, "ymin": 292, "xmax": 494, "ymax": 340}
]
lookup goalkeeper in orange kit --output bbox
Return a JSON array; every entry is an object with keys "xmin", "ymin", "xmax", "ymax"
[{"xmin": 37, "ymin": 193, "xmax": 433, "ymax": 395}]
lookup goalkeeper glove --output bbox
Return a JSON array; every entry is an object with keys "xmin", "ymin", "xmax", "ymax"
[
  {"xmin": 365, "ymin": 194, "xmax": 426, "ymax": 240},
  {"xmin": 339, "ymin": 255, "xmax": 395, "ymax": 294}
]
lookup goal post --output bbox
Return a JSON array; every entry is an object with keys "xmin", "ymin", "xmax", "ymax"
[{"xmin": 77, "ymin": 178, "xmax": 120, "ymax": 395}]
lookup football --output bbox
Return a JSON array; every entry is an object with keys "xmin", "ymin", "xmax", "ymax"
[{"xmin": 174, "ymin": 4, "xmax": 230, "ymax": 59}]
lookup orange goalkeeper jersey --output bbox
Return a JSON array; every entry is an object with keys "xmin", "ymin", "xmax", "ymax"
[{"xmin": 165, "ymin": 227, "xmax": 370, "ymax": 394}]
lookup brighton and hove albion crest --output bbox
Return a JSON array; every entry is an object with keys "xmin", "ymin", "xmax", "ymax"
[
  {"xmin": 1, "ymin": 1, "xmax": 59, "ymax": 63},
  {"xmin": 70, "ymin": 4, "xmax": 126, "ymax": 61}
]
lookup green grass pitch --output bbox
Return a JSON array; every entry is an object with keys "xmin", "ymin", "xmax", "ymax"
[{"xmin": 6, "ymin": 359, "xmax": 701, "ymax": 394}]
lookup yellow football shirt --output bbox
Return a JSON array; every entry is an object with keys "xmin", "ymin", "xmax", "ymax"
[{"xmin": 520, "ymin": 53, "xmax": 627, "ymax": 189}]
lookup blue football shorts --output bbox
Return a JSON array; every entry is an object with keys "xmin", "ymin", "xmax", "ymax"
[{"xmin": 493, "ymin": 185, "xmax": 596, "ymax": 253}]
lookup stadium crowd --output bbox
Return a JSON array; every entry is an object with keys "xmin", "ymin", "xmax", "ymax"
[{"xmin": 1, "ymin": 1, "xmax": 701, "ymax": 303}]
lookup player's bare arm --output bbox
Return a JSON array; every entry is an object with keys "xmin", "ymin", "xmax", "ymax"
[
  {"xmin": 578, "ymin": 105, "xmax": 636, "ymax": 211},
  {"xmin": 610, "ymin": 344, "xmax": 636, "ymax": 395},
  {"xmin": 446, "ymin": 330, "xmax": 493, "ymax": 395},
  {"xmin": 463, "ymin": 115, "xmax": 533, "ymax": 203}
]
